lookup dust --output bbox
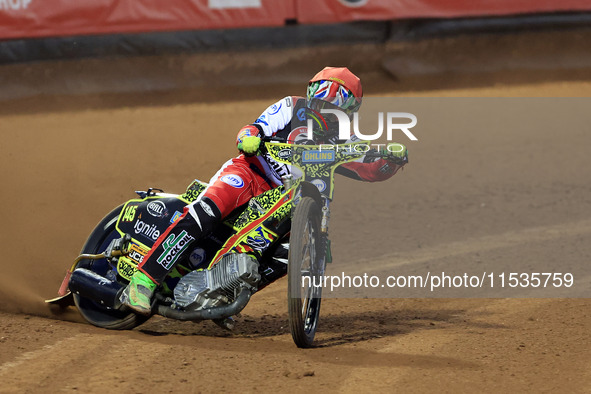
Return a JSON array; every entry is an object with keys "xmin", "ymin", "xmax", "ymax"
[{"xmin": 1, "ymin": 29, "xmax": 590, "ymax": 320}]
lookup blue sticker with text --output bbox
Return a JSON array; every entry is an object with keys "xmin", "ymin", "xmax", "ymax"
[
  {"xmin": 302, "ymin": 150, "xmax": 335, "ymax": 164},
  {"xmin": 221, "ymin": 174, "xmax": 245, "ymax": 188}
]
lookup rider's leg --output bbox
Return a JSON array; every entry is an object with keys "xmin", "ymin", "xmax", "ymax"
[
  {"xmin": 121, "ymin": 156, "xmax": 273, "ymax": 314},
  {"xmin": 120, "ymin": 197, "xmax": 222, "ymax": 314},
  {"xmin": 138, "ymin": 197, "xmax": 222, "ymax": 284}
]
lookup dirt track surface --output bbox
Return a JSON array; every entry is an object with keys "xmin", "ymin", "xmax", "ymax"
[{"xmin": 2, "ymin": 37, "xmax": 591, "ymax": 391}]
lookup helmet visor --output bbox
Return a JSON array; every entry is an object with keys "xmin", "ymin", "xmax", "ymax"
[{"xmin": 307, "ymin": 80, "xmax": 361, "ymax": 119}]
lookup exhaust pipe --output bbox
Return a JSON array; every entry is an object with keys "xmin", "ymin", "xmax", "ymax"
[
  {"xmin": 156, "ymin": 288, "xmax": 252, "ymax": 321},
  {"xmin": 68, "ymin": 268, "xmax": 124, "ymax": 309},
  {"xmin": 69, "ymin": 267, "xmax": 252, "ymax": 320}
]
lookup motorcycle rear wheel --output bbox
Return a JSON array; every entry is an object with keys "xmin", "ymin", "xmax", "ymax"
[
  {"xmin": 73, "ymin": 205, "xmax": 149, "ymax": 330},
  {"xmin": 288, "ymin": 197, "xmax": 324, "ymax": 348}
]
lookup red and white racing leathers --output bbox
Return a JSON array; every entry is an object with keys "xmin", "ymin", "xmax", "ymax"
[
  {"xmin": 212, "ymin": 95, "xmax": 404, "ymax": 216},
  {"xmin": 137, "ymin": 96, "xmax": 405, "ymax": 283}
]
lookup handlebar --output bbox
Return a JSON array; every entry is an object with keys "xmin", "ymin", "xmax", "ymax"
[{"xmin": 358, "ymin": 149, "xmax": 408, "ymax": 166}]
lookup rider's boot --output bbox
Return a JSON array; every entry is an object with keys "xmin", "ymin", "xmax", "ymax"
[
  {"xmin": 120, "ymin": 197, "xmax": 222, "ymax": 313},
  {"xmin": 119, "ymin": 270, "xmax": 157, "ymax": 315}
]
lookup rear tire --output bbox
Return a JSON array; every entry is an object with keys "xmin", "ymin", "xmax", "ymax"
[
  {"xmin": 288, "ymin": 197, "xmax": 324, "ymax": 348},
  {"xmin": 73, "ymin": 205, "xmax": 149, "ymax": 330}
]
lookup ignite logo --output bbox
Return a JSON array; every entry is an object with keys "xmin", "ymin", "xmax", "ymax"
[{"xmin": 134, "ymin": 220, "xmax": 161, "ymax": 241}]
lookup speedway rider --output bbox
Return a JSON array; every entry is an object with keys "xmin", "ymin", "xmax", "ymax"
[{"xmin": 120, "ymin": 67, "xmax": 409, "ymax": 314}]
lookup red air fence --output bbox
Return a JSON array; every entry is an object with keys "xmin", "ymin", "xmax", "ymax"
[{"xmin": 0, "ymin": 0, "xmax": 590, "ymax": 40}]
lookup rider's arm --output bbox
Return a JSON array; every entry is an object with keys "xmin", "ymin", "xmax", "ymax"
[
  {"xmin": 336, "ymin": 141, "xmax": 408, "ymax": 182},
  {"xmin": 336, "ymin": 157, "xmax": 404, "ymax": 182},
  {"xmin": 236, "ymin": 97, "xmax": 296, "ymax": 153}
]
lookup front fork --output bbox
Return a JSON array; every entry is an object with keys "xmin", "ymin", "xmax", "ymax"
[
  {"xmin": 319, "ymin": 196, "xmax": 332, "ymax": 266},
  {"xmin": 320, "ymin": 196, "xmax": 330, "ymax": 234}
]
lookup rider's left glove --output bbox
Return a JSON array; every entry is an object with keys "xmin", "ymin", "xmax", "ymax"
[
  {"xmin": 381, "ymin": 143, "xmax": 408, "ymax": 165},
  {"xmin": 238, "ymin": 136, "xmax": 262, "ymax": 156}
]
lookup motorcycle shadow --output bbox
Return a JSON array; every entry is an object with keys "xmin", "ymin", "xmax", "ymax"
[{"xmin": 137, "ymin": 301, "xmax": 503, "ymax": 348}]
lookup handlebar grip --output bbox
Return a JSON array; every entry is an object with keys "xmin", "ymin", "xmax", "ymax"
[{"xmin": 365, "ymin": 150, "xmax": 408, "ymax": 165}]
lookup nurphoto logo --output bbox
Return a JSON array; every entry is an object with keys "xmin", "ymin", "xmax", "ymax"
[{"xmin": 307, "ymin": 108, "xmax": 418, "ymax": 141}]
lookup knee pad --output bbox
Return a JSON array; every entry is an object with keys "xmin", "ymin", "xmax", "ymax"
[{"xmin": 187, "ymin": 197, "xmax": 223, "ymax": 235}]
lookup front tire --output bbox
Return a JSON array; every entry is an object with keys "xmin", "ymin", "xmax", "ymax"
[
  {"xmin": 288, "ymin": 197, "xmax": 324, "ymax": 348},
  {"xmin": 73, "ymin": 205, "xmax": 149, "ymax": 330}
]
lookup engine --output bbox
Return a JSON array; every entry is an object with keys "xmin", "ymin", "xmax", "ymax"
[{"xmin": 173, "ymin": 253, "xmax": 260, "ymax": 310}]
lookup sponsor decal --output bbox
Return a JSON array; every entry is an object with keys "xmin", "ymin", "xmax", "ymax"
[
  {"xmin": 238, "ymin": 126, "xmax": 258, "ymax": 141},
  {"xmin": 157, "ymin": 230, "xmax": 195, "ymax": 270},
  {"xmin": 287, "ymin": 126, "xmax": 308, "ymax": 144},
  {"xmin": 221, "ymin": 174, "xmax": 244, "ymax": 188},
  {"xmin": 0, "ymin": 0, "xmax": 32, "ymax": 10},
  {"xmin": 297, "ymin": 108, "xmax": 306, "ymax": 121},
  {"xmin": 182, "ymin": 189, "xmax": 201, "ymax": 203},
  {"xmin": 265, "ymin": 151, "xmax": 291, "ymax": 179},
  {"xmin": 133, "ymin": 220, "xmax": 161, "ymax": 241},
  {"xmin": 128, "ymin": 250, "xmax": 144, "ymax": 264},
  {"xmin": 302, "ymin": 150, "xmax": 335, "ymax": 164},
  {"xmin": 277, "ymin": 148, "xmax": 292, "ymax": 160},
  {"xmin": 246, "ymin": 227, "xmax": 271, "ymax": 251},
  {"xmin": 248, "ymin": 197, "xmax": 265, "ymax": 213},
  {"xmin": 170, "ymin": 210, "xmax": 183, "ymax": 224},
  {"xmin": 208, "ymin": 0, "xmax": 261, "ymax": 9},
  {"xmin": 189, "ymin": 247, "xmax": 207, "ymax": 267},
  {"xmin": 122, "ymin": 205, "xmax": 138, "ymax": 222},
  {"xmin": 248, "ymin": 236, "xmax": 267, "ymax": 249},
  {"xmin": 238, "ymin": 130, "xmax": 250, "ymax": 141},
  {"xmin": 117, "ymin": 257, "xmax": 137, "ymax": 280},
  {"xmin": 338, "ymin": 0, "xmax": 368, "ymax": 7},
  {"xmin": 147, "ymin": 200, "xmax": 167, "ymax": 218},
  {"xmin": 311, "ymin": 179, "xmax": 327, "ymax": 192},
  {"xmin": 268, "ymin": 103, "xmax": 282, "ymax": 115},
  {"xmin": 200, "ymin": 200, "xmax": 216, "ymax": 217},
  {"xmin": 255, "ymin": 114, "xmax": 268, "ymax": 126},
  {"xmin": 263, "ymin": 267, "xmax": 274, "ymax": 275},
  {"xmin": 128, "ymin": 244, "xmax": 149, "ymax": 265},
  {"xmin": 246, "ymin": 226, "xmax": 273, "ymax": 252}
]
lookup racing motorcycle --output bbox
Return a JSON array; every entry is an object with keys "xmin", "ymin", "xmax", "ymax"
[{"xmin": 47, "ymin": 141, "xmax": 388, "ymax": 348}]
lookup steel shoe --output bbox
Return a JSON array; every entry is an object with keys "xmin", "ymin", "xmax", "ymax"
[{"xmin": 120, "ymin": 270, "xmax": 157, "ymax": 315}]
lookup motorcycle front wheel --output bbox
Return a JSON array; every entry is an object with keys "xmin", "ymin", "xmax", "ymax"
[
  {"xmin": 73, "ymin": 205, "xmax": 149, "ymax": 330},
  {"xmin": 288, "ymin": 196, "xmax": 324, "ymax": 348}
]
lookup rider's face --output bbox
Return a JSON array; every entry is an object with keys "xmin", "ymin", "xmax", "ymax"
[{"xmin": 306, "ymin": 99, "xmax": 356, "ymax": 142}]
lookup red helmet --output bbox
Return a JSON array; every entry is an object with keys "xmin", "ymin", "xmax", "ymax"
[{"xmin": 306, "ymin": 67, "xmax": 363, "ymax": 119}]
